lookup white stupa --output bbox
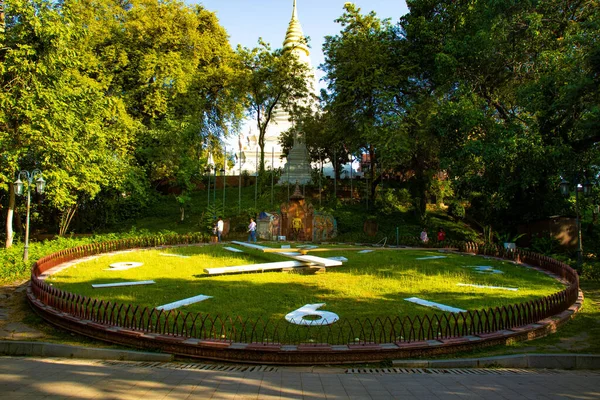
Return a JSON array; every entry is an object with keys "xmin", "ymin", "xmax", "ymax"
[{"xmin": 237, "ymin": 0, "xmax": 318, "ymax": 175}]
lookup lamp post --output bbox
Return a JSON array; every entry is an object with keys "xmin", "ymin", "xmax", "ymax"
[
  {"xmin": 14, "ymin": 169, "xmax": 46, "ymax": 262},
  {"xmin": 560, "ymin": 177, "xmax": 594, "ymax": 270}
]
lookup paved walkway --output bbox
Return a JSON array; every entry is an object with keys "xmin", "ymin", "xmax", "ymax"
[{"xmin": 2, "ymin": 357, "xmax": 600, "ymax": 399}]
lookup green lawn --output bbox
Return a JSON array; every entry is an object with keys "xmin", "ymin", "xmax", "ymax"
[
  {"xmin": 47, "ymin": 244, "xmax": 564, "ymax": 322},
  {"xmin": 436, "ymin": 281, "xmax": 600, "ymax": 358}
]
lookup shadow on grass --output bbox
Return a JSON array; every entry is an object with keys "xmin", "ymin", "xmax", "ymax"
[
  {"xmin": 48, "ymin": 275, "xmax": 568, "ymax": 327},
  {"xmin": 41, "ymin": 244, "xmax": 573, "ymax": 346}
]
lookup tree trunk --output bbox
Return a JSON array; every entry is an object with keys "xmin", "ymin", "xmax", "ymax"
[
  {"xmin": 413, "ymin": 156, "xmax": 429, "ymax": 222},
  {"xmin": 371, "ymin": 174, "xmax": 382, "ymax": 199},
  {"xmin": 258, "ymin": 135, "xmax": 266, "ymax": 175},
  {"xmin": 59, "ymin": 204, "xmax": 78, "ymax": 236},
  {"xmin": 14, "ymin": 208, "xmax": 23, "ymax": 235},
  {"xmin": 368, "ymin": 145, "xmax": 378, "ymax": 199},
  {"xmin": 5, "ymin": 183, "xmax": 15, "ymax": 248}
]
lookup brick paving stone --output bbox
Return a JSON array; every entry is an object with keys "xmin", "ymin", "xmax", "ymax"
[
  {"xmin": 369, "ymin": 393, "xmax": 394, "ymax": 400},
  {"xmin": 2, "ymin": 357, "xmax": 600, "ymax": 400},
  {"xmin": 324, "ymin": 390, "xmax": 348, "ymax": 399}
]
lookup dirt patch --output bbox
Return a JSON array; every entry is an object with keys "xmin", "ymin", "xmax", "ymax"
[
  {"xmin": 553, "ymin": 332, "xmax": 591, "ymax": 352},
  {"xmin": 0, "ymin": 280, "xmax": 47, "ymax": 340}
]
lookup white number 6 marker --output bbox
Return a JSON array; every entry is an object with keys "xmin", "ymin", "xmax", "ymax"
[{"xmin": 285, "ymin": 303, "xmax": 339, "ymax": 326}]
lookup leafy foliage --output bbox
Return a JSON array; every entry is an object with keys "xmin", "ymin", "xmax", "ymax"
[
  {"xmin": 0, "ymin": 0, "xmax": 245, "ymax": 237},
  {"xmin": 237, "ymin": 40, "xmax": 311, "ymax": 173},
  {"xmin": 0, "ymin": 228, "xmax": 187, "ymax": 283},
  {"xmin": 448, "ymin": 201, "xmax": 465, "ymax": 220}
]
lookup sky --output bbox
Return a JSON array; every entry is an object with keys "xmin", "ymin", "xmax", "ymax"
[
  {"xmin": 186, "ymin": 1, "xmax": 410, "ymax": 156},
  {"xmin": 190, "ymin": 0, "xmax": 409, "ymax": 85}
]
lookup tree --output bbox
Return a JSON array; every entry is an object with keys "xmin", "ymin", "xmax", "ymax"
[
  {"xmin": 0, "ymin": 0, "xmax": 140, "ymax": 236},
  {"xmin": 0, "ymin": 0, "xmax": 247, "ymax": 237},
  {"xmin": 402, "ymin": 0, "xmax": 600, "ymax": 227},
  {"xmin": 125, "ymin": 0, "xmax": 245, "ymax": 214},
  {"xmin": 278, "ymin": 101, "xmax": 350, "ymax": 180},
  {"xmin": 322, "ymin": 4, "xmax": 402, "ymax": 199},
  {"xmin": 237, "ymin": 40, "xmax": 310, "ymax": 174}
]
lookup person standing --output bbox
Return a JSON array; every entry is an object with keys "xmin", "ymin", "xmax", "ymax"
[
  {"xmin": 420, "ymin": 228, "xmax": 429, "ymax": 244},
  {"xmin": 247, "ymin": 218, "xmax": 257, "ymax": 243},
  {"xmin": 437, "ymin": 227, "xmax": 446, "ymax": 242},
  {"xmin": 217, "ymin": 216, "xmax": 224, "ymax": 242}
]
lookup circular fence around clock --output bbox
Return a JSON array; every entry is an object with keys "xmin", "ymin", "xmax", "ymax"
[{"xmin": 27, "ymin": 235, "xmax": 582, "ymax": 364}]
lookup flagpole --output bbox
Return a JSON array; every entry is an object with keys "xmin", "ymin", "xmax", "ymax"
[
  {"xmin": 350, "ymin": 154, "xmax": 353, "ymax": 203},
  {"xmin": 223, "ymin": 147, "xmax": 226, "ymax": 216},
  {"xmin": 319, "ymin": 151, "xmax": 322, "ymax": 207},
  {"xmin": 254, "ymin": 147, "xmax": 258, "ymax": 210},
  {"xmin": 334, "ymin": 149, "xmax": 337, "ymax": 202},
  {"xmin": 207, "ymin": 153, "xmax": 212, "ymax": 208},
  {"xmin": 238, "ymin": 147, "xmax": 242, "ymax": 215},
  {"xmin": 271, "ymin": 147, "xmax": 274, "ymax": 207}
]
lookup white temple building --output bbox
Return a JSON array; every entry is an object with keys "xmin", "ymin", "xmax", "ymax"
[
  {"xmin": 234, "ymin": 0, "xmax": 364, "ymax": 181},
  {"xmin": 236, "ymin": 0, "xmax": 318, "ymax": 176}
]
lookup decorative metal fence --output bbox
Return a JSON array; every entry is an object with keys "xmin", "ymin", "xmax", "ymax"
[{"xmin": 29, "ymin": 236, "xmax": 579, "ymax": 346}]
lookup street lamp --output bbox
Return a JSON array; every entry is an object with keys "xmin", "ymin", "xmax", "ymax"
[
  {"xmin": 560, "ymin": 176, "xmax": 594, "ymax": 270},
  {"xmin": 14, "ymin": 169, "xmax": 46, "ymax": 262}
]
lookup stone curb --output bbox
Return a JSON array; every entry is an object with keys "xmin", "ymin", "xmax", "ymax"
[
  {"xmin": 0, "ymin": 340, "xmax": 173, "ymax": 362},
  {"xmin": 2, "ymin": 340, "xmax": 598, "ymax": 370},
  {"xmin": 393, "ymin": 353, "xmax": 600, "ymax": 370}
]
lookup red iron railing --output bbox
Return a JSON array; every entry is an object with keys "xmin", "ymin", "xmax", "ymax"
[{"xmin": 29, "ymin": 236, "xmax": 579, "ymax": 346}]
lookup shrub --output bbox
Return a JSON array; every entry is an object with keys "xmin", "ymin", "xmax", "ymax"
[
  {"xmin": 448, "ymin": 201, "xmax": 465, "ymax": 219},
  {"xmin": 0, "ymin": 229, "xmax": 204, "ymax": 284},
  {"xmin": 429, "ymin": 179, "xmax": 454, "ymax": 206},
  {"xmin": 581, "ymin": 262, "xmax": 600, "ymax": 281},
  {"xmin": 530, "ymin": 233, "xmax": 561, "ymax": 255},
  {"xmin": 375, "ymin": 188, "xmax": 410, "ymax": 215}
]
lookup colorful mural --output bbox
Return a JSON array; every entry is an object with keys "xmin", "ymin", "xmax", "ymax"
[
  {"xmin": 313, "ymin": 213, "xmax": 337, "ymax": 242},
  {"xmin": 257, "ymin": 212, "xmax": 281, "ymax": 240}
]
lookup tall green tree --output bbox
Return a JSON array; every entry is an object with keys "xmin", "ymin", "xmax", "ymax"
[
  {"xmin": 124, "ymin": 0, "xmax": 245, "ymax": 207},
  {"xmin": 402, "ymin": 0, "xmax": 600, "ymax": 227},
  {"xmin": 322, "ymin": 4, "xmax": 404, "ymax": 197},
  {"xmin": 1, "ymin": 0, "xmax": 138, "ymax": 237},
  {"xmin": 65, "ymin": 0, "xmax": 244, "ymax": 224},
  {"xmin": 237, "ymin": 40, "xmax": 310, "ymax": 173}
]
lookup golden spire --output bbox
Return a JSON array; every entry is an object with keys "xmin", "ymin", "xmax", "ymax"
[{"xmin": 283, "ymin": 0, "xmax": 310, "ymax": 57}]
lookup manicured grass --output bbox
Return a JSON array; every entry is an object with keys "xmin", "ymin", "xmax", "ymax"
[
  {"xmin": 48, "ymin": 244, "xmax": 564, "ymax": 322},
  {"xmin": 437, "ymin": 281, "xmax": 600, "ymax": 358}
]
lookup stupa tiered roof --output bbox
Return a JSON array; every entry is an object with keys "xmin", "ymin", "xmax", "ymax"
[{"xmin": 283, "ymin": 0, "xmax": 310, "ymax": 57}]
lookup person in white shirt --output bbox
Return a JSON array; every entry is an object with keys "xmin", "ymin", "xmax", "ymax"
[
  {"xmin": 420, "ymin": 228, "xmax": 429, "ymax": 244},
  {"xmin": 217, "ymin": 217, "xmax": 224, "ymax": 242},
  {"xmin": 247, "ymin": 218, "xmax": 257, "ymax": 243}
]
